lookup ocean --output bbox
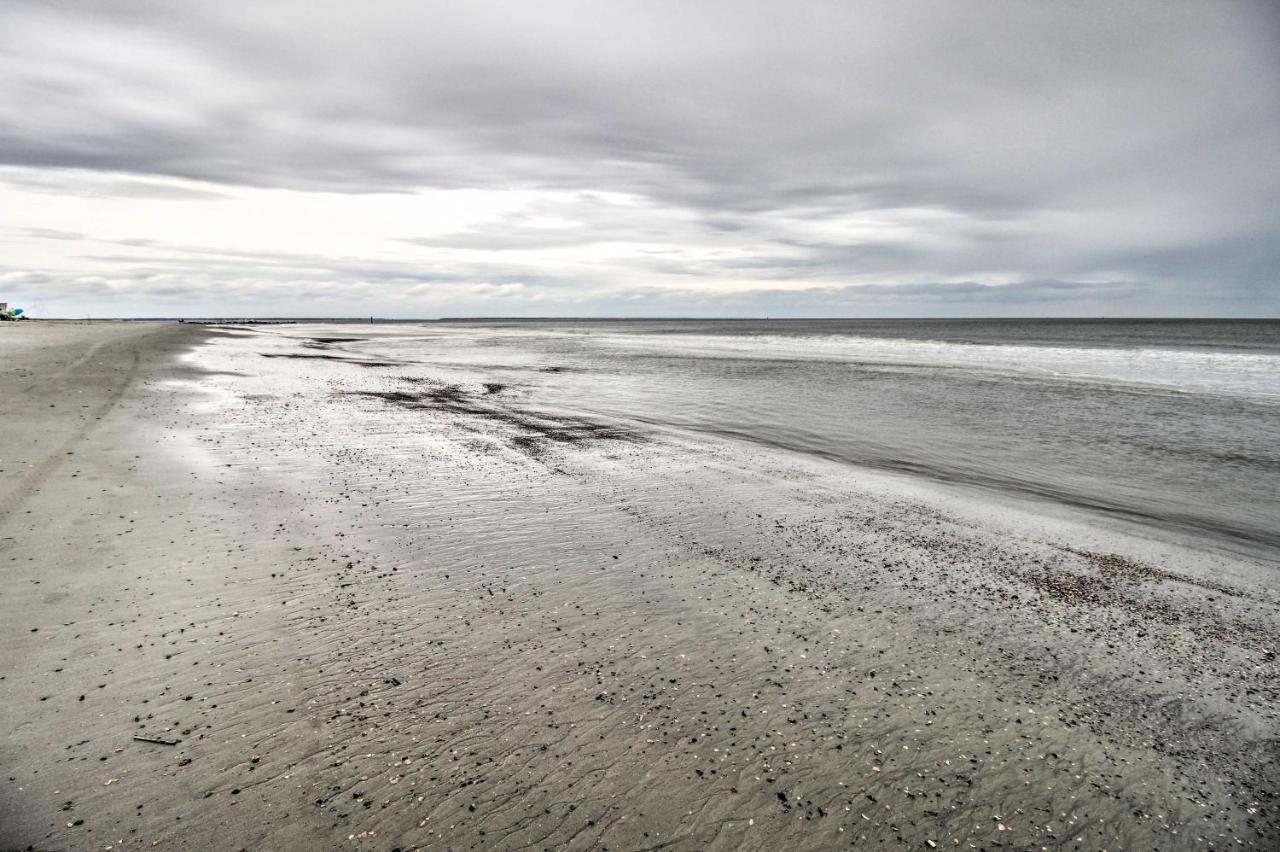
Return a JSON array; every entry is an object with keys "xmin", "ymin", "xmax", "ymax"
[{"xmin": 351, "ymin": 318, "xmax": 1280, "ymax": 559}]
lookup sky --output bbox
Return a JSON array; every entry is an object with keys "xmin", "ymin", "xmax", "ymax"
[{"xmin": 1, "ymin": 1, "xmax": 1277, "ymax": 318}]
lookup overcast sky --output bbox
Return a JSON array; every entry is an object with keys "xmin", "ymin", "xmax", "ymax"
[{"xmin": 1, "ymin": 1, "xmax": 1277, "ymax": 318}]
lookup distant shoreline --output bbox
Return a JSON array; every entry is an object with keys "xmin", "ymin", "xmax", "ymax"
[{"xmin": 14, "ymin": 315, "xmax": 1280, "ymax": 322}]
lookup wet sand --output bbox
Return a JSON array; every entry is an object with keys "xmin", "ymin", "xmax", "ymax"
[{"xmin": 2, "ymin": 322, "xmax": 1277, "ymax": 850}]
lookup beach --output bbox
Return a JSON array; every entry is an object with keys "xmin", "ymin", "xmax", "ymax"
[{"xmin": 2, "ymin": 321, "xmax": 1277, "ymax": 850}]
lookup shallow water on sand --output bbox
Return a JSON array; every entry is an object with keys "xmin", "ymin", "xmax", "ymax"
[{"xmin": 328, "ymin": 319, "xmax": 1280, "ymax": 560}]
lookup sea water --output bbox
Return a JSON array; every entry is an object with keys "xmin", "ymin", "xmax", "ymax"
[{"xmin": 359, "ymin": 319, "xmax": 1280, "ymax": 559}]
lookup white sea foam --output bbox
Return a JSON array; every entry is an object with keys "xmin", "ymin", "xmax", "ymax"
[{"xmin": 582, "ymin": 332, "xmax": 1280, "ymax": 399}]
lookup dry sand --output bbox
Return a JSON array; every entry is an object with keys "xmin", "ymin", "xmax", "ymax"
[{"xmin": 1, "ymin": 321, "xmax": 1277, "ymax": 851}]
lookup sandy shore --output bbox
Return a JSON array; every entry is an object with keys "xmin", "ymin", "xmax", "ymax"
[{"xmin": 2, "ymin": 322, "xmax": 1276, "ymax": 850}]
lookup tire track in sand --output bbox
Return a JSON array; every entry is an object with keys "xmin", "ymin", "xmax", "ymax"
[
  {"xmin": 19, "ymin": 337, "xmax": 112, "ymax": 394},
  {"xmin": 0, "ymin": 343, "xmax": 141, "ymax": 522}
]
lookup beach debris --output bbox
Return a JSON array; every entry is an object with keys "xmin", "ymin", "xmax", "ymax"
[{"xmin": 132, "ymin": 735, "xmax": 180, "ymax": 746}]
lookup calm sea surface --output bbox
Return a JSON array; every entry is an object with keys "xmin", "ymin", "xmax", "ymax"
[{"xmin": 365, "ymin": 319, "xmax": 1280, "ymax": 559}]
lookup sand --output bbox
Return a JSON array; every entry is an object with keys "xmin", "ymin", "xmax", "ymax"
[{"xmin": 1, "ymin": 321, "xmax": 1276, "ymax": 851}]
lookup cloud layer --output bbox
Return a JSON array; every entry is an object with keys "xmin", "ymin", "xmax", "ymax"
[{"xmin": 2, "ymin": 1, "xmax": 1277, "ymax": 317}]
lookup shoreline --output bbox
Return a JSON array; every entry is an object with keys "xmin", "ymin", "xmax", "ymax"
[{"xmin": 2, "ymin": 322, "xmax": 1276, "ymax": 849}]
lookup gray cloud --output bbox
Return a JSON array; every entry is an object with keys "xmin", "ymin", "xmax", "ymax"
[
  {"xmin": 1, "ymin": 1, "xmax": 1277, "ymax": 316},
  {"xmin": 13, "ymin": 227, "xmax": 84, "ymax": 241}
]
